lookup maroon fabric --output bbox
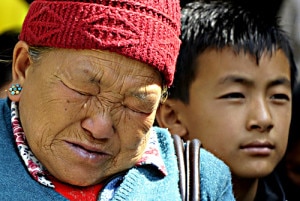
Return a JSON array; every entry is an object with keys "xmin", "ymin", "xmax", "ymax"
[{"xmin": 19, "ymin": 0, "xmax": 181, "ymax": 86}]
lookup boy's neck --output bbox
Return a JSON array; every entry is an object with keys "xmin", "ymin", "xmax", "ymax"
[{"xmin": 232, "ymin": 175, "xmax": 259, "ymax": 201}]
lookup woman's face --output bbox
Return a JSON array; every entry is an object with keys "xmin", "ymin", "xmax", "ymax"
[{"xmin": 16, "ymin": 48, "xmax": 162, "ymax": 186}]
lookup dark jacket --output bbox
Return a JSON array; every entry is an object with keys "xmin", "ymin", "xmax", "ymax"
[{"xmin": 254, "ymin": 170, "xmax": 286, "ymax": 201}]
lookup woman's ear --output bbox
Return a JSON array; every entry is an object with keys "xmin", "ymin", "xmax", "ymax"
[
  {"xmin": 8, "ymin": 41, "xmax": 31, "ymax": 102},
  {"xmin": 12, "ymin": 41, "xmax": 31, "ymax": 82},
  {"xmin": 156, "ymin": 99, "xmax": 188, "ymax": 137}
]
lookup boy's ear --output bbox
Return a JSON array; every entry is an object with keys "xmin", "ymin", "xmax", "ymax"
[
  {"xmin": 8, "ymin": 41, "xmax": 31, "ymax": 102},
  {"xmin": 156, "ymin": 99, "xmax": 188, "ymax": 137}
]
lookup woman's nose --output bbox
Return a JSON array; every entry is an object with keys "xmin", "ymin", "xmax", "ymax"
[{"xmin": 81, "ymin": 113, "xmax": 115, "ymax": 140}]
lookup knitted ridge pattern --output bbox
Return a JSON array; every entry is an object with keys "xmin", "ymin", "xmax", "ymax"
[{"xmin": 19, "ymin": 0, "xmax": 181, "ymax": 86}]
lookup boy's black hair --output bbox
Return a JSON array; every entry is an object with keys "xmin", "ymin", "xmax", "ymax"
[{"xmin": 169, "ymin": 0, "xmax": 298, "ymax": 103}]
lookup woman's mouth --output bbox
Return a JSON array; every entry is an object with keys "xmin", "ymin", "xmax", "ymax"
[{"xmin": 66, "ymin": 141, "xmax": 111, "ymax": 163}]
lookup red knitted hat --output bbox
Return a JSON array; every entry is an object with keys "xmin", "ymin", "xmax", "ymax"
[{"xmin": 19, "ymin": 0, "xmax": 181, "ymax": 86}]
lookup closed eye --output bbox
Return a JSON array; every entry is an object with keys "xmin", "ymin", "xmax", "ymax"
[
  {"xmin": 60, "ymin": 80, "xmax": 92, "ymax": 97},
  {"xmin": 76, "ymin": 90, "xmax": 91, "ymax": 96},
  {"xmin": 123, "ymin": 97, "xmax": 158, "ymax": 115},
  {"xmin": 123, "ymin": 104, "xmax": 153, "ymax": 115}
]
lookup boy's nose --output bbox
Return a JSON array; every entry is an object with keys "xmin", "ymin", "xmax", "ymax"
[{"xmin": 247, "ymin": 101, "xmax": 274, "ymax": 132}]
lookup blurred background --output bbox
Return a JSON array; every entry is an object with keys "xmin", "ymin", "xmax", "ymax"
[
  {"xmin": 0, "ymin": 0, "xmax": 30, "ymax": 35},
  {"xmin": 0, "ymin": 0, "xmax": 31, "ymax": 97}
]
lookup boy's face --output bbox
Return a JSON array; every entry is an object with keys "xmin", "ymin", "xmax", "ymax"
[{"xmin": 168, "ymin": 48, "xmax": 291, "ymax": 178}]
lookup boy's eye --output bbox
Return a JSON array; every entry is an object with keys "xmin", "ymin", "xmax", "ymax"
[
  {"xmin": 270, "ymin": 94, "xmax": 290, "ymax": 101},
  {"xmin": 220, "ymin": 92, "xmax": 245, "ymax": 99}
]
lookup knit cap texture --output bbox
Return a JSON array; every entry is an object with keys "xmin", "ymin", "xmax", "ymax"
[{"xmin": 19, "ymin": 0, "xmax": 181, "ymax": 86}]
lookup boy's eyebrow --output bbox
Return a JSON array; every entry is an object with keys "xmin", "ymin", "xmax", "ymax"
[
  {"xmin": 218, "ymin": 75, "xmax": 253, "ymax": 86},
  {"xmin": 218, "ymin": 75, "xmax": 291, "ymax": 88},
  {"xmin": 267, "ymin": 78, "xmax": 291, "ymax": 89}
]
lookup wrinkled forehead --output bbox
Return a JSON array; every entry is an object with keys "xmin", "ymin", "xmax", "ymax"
[{"xmin": 38, "ymin": 48, "xmax": 163, "ymax": 86}]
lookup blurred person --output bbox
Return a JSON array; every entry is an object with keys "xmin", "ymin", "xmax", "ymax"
[{"xmin": 278, "ymin": 0, "xmax": 300, "ymax": 81}]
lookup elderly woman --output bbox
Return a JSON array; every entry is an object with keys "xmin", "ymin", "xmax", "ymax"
[{"xmin": 0, "ymin": 0, "xmax": 235, "ymax": 200}]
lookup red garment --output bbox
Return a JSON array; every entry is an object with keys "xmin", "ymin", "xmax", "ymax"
[{"xmin": 49, "ymin": 176, "xmax": 104, "ymax": 201}]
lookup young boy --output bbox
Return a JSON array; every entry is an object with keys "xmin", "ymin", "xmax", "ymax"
[{"xmin": 156, "ymin": 1, "xmax": 297, "ymax": 200}]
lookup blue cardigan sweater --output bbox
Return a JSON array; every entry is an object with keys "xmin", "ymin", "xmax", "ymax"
[{"xmin": 0, "ymin": 98, "xmax": 235, "ymax": 201}]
